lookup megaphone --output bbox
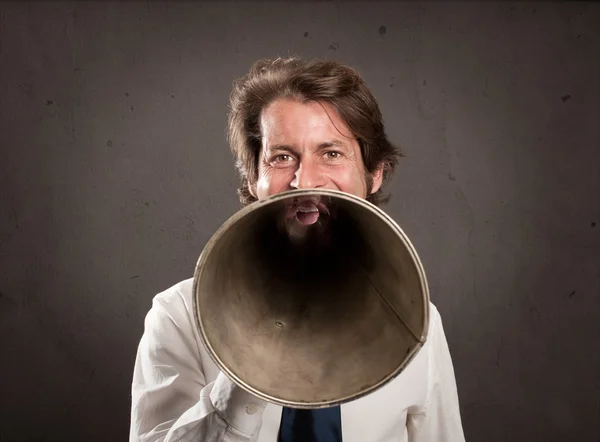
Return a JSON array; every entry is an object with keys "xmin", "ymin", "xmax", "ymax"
[{"xmin": 193, "ymin": 189, "xmax": 429, "ymax": 408}]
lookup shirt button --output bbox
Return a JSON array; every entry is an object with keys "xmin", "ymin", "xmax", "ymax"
[{"xmin": 246, "ymin": 404, "xmax": 258, "ymax": 415}]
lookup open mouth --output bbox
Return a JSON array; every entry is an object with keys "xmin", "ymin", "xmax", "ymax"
[
  {"xmin": 295, "ymin": 203, "xmax": 320, "ymax": 225},
  {"xmin": 278, "ymin": 195, "xmax": 335, "ymax": 245},
  {"xmin": 287, "ymin": 197, "xmax": 330, "ymax": 226}
]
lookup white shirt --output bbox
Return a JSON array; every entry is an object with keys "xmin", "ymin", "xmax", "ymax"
[{"xmin": 130, "ymin": 278, "xmax": 465, "ymax": 442}]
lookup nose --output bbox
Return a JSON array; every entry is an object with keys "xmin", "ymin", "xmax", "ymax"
[{"xmin": 290, "ymin": 159, "xmax": 327, "ymax": 190}]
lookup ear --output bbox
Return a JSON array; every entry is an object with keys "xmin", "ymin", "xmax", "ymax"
[
  {"xmin": 247, "ymin": 179, "xmax": 257, "ymax": 199},
  {"xmin": 369, "ymin": 163, "xmax": 384, "ymax": 195}
]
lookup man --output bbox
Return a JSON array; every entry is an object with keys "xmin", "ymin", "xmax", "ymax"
[{"xmin": 130, "ymin": 57, "xmax": 465, "ymax": 442}]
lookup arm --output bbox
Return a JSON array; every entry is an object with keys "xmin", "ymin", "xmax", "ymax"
[
  {"xmin": 407, "ymin": 307, "xmax": 466, "ymax": 442},
  {"xmin": 129, "ymin": 289, "xmax": 268, "ymax": 442}
]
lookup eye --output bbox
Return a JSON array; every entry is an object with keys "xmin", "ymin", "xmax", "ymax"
[
  {"xmin": 268, "ymin": 153, "xmax": 295, "ymax": 167},
  {"xmin": 324, "ymin": 151, "xmax": 343, "ymax": 160},
  {"xmin": 273, "ymin": 154, "xmax": 293, "ymax": 163}
]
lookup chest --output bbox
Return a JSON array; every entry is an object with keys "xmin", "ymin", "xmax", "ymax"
[{"xmin": 201, "ymin": 346, "xmax": 428, "ymax": 442}]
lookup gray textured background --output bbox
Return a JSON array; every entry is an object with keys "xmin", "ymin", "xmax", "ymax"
[{"xmin": 1, "ymin": 2, "xmax": 599, "ymax": 441}]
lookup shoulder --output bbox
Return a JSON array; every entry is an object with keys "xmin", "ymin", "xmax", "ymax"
[
  {"xmin": 143, "ymin": 277, "xmax": 196, "ymax": 330},
  {"xmin": 151, "ymin": 277, "xmax": 195, "ymax": 310},
  {"xmin": 427, "ymin": 301, "xmax": 442, "ymax": 333},
  {"xmin": 423, "ymin": 301, "xmax": 448, "ymax": 356}
]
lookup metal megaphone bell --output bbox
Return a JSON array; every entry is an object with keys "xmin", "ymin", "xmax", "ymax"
[{"xmin": 192, "ymin": 189, "xmax": 430, "ymax": 408}]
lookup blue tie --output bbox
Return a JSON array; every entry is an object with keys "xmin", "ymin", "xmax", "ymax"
[{"xmin": 278, "ymin": 406, "xmax": 342, "ymax": 442}]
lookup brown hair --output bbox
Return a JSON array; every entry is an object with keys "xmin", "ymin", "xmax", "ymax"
[{"xmin": 227, "ymin": 56, "xmax": 403, "ymax": 206}]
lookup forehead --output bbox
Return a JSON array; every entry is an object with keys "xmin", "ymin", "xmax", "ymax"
[{"xmin": 260, "ymin": 98, "xmax": 354, "ymax": 142}]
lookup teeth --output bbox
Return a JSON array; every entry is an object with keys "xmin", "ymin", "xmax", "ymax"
[{"xmin": 297, "ymin": 206, "xmax": 318, "ymax": 213}]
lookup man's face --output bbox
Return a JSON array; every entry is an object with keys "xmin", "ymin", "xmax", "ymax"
[{"xmin": 249, "ymin": 98, "xmax": 383, "ymax": 202}]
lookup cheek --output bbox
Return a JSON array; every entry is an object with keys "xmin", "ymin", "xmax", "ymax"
[
  {"xmin": 255, "ymin": 167, "xmax": 293, "ymax": 199},
  {"xmin": 255, "ymin": 177, "xmax": 271, "ymax": 199},
  {"xmin": 330, "ymin": 166, "xmax": 368, "ymax": 198}
]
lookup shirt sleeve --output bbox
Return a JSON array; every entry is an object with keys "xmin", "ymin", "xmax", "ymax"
[
  {"xmin": 129, "ymin": 289, "xmax": 268, "ymax": 442},
  {"xmin": 406, "ymin": 307, "xmax": 466, "ymax": 442}
]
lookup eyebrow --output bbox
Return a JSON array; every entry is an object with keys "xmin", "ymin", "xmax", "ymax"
[
  {"xmin": 316, "ymin": 140, "xmax": 347, "ymax": 150},
  {"xmin": 266, "ymin": 145, "xmax": 296, "ymax": 153},
  {"xmin": 267, "ymin": 140, "xmax": 349, "ymax": 152}
]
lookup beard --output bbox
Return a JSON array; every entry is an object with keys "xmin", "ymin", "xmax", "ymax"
[
  {"xmin": 277, "ymin": 195, "xmax": 337, "ymax": 250},
  {"xmin": 256, "ymin": 191, "xmax": 368, "ymax": 291}
]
